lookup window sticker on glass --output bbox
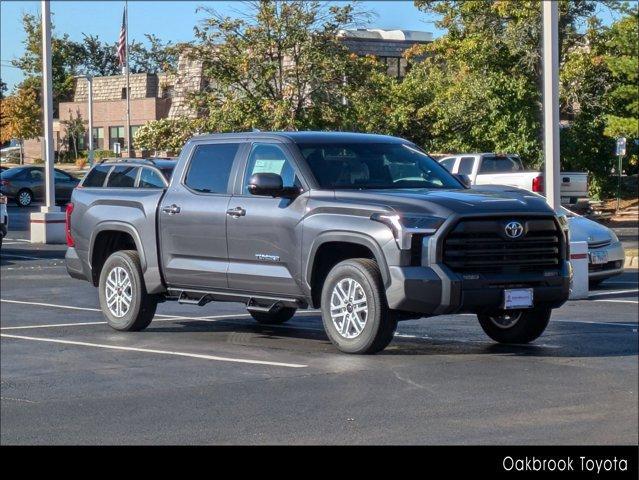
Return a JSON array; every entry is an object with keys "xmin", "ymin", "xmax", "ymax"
[{"xmin": 251, "ymin": 159, "xmax": 286, "ymax": 176}]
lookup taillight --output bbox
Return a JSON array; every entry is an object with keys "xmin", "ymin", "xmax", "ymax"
[
  {"xmin": 65, "ymin": 202, "xmax": 75, "ymax": 247},
  {"xmin": 532, "ymin": 176, "xmax": 544, "ymax": 193}
]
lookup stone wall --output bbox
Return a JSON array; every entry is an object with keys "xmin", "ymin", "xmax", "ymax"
[
  {"xmin": 167, "ymin": 54, "xmax": 204, "ymax": 119},
  {"xmin": 73, "ymin": 73, "xmax": 160, "ymax": 102}
]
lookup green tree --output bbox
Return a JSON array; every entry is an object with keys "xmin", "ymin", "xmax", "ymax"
[
  {"xmin": 80, "ymin": 34, "xmax": 120, "ymax": 76},
  {"xmin": 60, "ymin": 109, "xmax": 87, "ymax": 160},
  {"xmin": 602, "ymin": 11, "xmax": 638, "ymax": 140},
  {"xmin": 189, "ymin": 0, "xmax": 373, "ymax": 131},
  {"xmin": 129, "ymin": 34, "xmax": 180, "ymax": 74},
  {"xmin": 407, "ymin": 0, "xmax": 623, "ymax": 167},
  {"xmin": 11, "ymin": 13, "xmax": 85, "ymax": 107},
  {"xmin": 134, "ymin": 117, "xmax": 206, "ymax": 154}
]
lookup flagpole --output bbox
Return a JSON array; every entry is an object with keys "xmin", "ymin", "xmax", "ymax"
[{"xmin": 124, "ymin": 0, "xmax": 132, "ymax": 157}]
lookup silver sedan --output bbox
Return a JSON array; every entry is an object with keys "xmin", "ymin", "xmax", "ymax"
[{"xmin": 561, "ymin": 207, "xmax": 625, "ymax": 286}]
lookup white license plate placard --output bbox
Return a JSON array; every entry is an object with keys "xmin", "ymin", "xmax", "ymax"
[
  {"xmin": 503, "ymin": 288, "xmax": 534, "ymax": 310},
  {"xmin": 590, "ymin": 250, "xmax": 608, "ymax": 265}
]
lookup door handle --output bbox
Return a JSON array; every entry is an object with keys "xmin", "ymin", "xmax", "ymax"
[
  {"xmin": 226, "ymin": 206, "xmax": 246, "ymax": 217},
  {"xmin": 161, "ymin": 204, "xmax": 181, "ymax": 215}
]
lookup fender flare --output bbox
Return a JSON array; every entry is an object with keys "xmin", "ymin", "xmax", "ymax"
[
  {"xmin": 89, "ymin": 221, "xmax": 147, "ymax": 272},
  {"xmin": 304, "ymin": 231, "xmax": 391, "ymax": 291}
]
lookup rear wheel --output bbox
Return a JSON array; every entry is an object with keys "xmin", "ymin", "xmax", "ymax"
[
  {"xmin": 249, "ymin": 307, "xmax": 296, "ymax": 325},
  {"xmin": 477, "ymin": 307, "xmax": 551, "ymax": 344},
  {"xmin": 321, "ymin": 258, "xmax": 397, "ymax": 354},
  {"xmin": 589, "ymin": 278, "xmax": 604, "ymax": 289},
  {"xmin": 98, "ymin": 250, "xmax": 157, "ymax": 331},
  {"xmin": 16, "ymin": 189, "xmax": 33, "ymax": 207}
]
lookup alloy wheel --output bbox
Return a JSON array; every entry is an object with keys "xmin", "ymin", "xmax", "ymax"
[{"xmin": 330, "ymin": 277, "xmax": 368, "ymax": 339}]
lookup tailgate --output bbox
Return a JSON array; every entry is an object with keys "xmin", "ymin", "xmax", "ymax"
[{"xmin": 559, "ymin": 172, "xmax": 588, "ymax": 202}]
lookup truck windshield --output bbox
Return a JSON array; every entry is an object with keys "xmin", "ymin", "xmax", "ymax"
[{"xmin": 298, "ymin": 142, "xmax": 463, "ymax": 190}]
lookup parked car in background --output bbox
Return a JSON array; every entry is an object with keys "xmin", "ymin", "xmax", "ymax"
[
  {"xmin": 438, "ymin": 153, "xmax": 588, "ymax": 206},
  {"xmin": 0, "ymin": 166, "xmax": 80, "ymax": 206},
  {"xmin": 0, "ymin": 194, "xmax": 8, "ymax": 247},
  {"xmin": 559, "ymin": 206, "xmax": 625, "ymax": 287}
]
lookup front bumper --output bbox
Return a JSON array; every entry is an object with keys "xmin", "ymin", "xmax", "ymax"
[
  {"xmin": 588, "ymin": 241, "xmax": 625, "ymax": 280},
  {"xmin": 386, "ymin": 261, "xmax": 571, "ymax": 315}
]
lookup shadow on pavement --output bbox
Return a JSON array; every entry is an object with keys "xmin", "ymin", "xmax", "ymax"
[{"xmin": 144, "ymin": 314, "xmax": 638, "ymax": 359}]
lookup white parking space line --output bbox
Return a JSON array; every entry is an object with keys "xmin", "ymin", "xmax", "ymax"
[
  {"xmin": 0, "ymin": 333, "xmax": 308, "ymax": 368},
  {"xmin": 0, "ymin": 254, "xmax": 44, "ymax": 260},
  {"xmin": 1, "ymin": 321, "xmax": 108, "ymax": 330},
  {"xmin": 1, "ymin": 299, "xmax": 101, "ymax": 312},
  {"xmin": 591, "ymin": 299, "xmax": 638, "ymax": 305},
  {"xmin": 588, "ymin": 289, "xmax": 638, "ymax": 298},
  {"xmin": 553, "ymin": 319, "xmax": 638, "ymax": 327}
]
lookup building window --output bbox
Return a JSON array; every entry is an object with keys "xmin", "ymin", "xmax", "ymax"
[
  {"xmin": 109, "ymin": 126, "xmax": 125, "ymax": 151},
  {"xmin": 121, "ymin": 87, "xmax": 130, "ymax": 99},
  {"xmin": 92, "ymin": 127, "xmax": 104, "ymax": 150},
  {"xmin": 130, "ymin": 125, "xmax": 141, "ymax": 149}
]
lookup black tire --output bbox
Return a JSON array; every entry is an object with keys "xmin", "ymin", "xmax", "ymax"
[
  {"xmin": 589, "ymin": 278, "xmax": 604, "ymax": 289},
  {"xmin": 477, "ymin": 307, "xmax": 551, "ymax": 344},
  {"xmin": 249, "ymin": 307, "xmax": 296, "ymax": 325},
  {"xmin": 98, "ymin": 250, "xmax": 157, "ymax": 331},
  {"xmin": 16, "ymin": 189, "xmax": 33, "ymax": 207},
  {"xmin": 320, "ymin": 258, "xmax": 397, "ymax": 354}
]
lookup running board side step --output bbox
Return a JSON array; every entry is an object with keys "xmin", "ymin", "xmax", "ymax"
[
  {"xmin": 246, "ymin": 299, "xmax": 282, "ymax": 314},
  {"xmin": 171, "ymin": 288, "xmax": 307, "ymax": 309}
]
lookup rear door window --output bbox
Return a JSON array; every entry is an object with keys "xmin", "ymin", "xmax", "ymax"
[
  {"xmin": 139, "ymin": 168, "xmax": 166, "ymax": 188},
  {"xmin": 479, "ymin": 156, "xmax": 522, "ymax": 173},
  {"xmin": 106, "ymin": 166, "xmax": 138, "ymax": 188},
  {"xmin": 82, "ymin": 165, "xmax": 111, "ymax": 187},
  {"xmin": 184, "ymin": 143, "xmax": 240, "ymax": 194},
  {"xmin": 458, "ymin": 157, "xmax": 475, "ymax": 175}
]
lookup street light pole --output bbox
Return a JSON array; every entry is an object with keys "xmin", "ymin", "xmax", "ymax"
[
  {"xmin": 87, "ymin": 75, "xmax": 94, "ymax": 166},
  {"xmin": 31, "ymin": 0, "xmax": 65, "ymax": 244},
  {"xmin": 542, "ymin": 0, "xmax": 561, "ymax": 211},
  {"xmin": 41, "ymin": 0, "xmax": 56, "ymax": 210}
]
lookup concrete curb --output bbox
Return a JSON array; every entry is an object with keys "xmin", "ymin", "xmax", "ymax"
[{"xmin": 625, "ymin": 255, "xmax": 638, "ymax": 268}]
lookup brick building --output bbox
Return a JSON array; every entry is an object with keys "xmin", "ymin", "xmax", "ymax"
[{"xmin": 23, "ymin": 29, "xmax": 431, "ymax": 161}]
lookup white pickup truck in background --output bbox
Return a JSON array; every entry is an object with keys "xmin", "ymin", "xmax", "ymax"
[{"xmin": 438, "ymin": 153, "xmax": 588, "ymax": 206}]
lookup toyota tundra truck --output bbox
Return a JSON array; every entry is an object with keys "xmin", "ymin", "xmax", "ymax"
[{"xmin": 65, "ymin": 132, "xmax": 571, "ymax": 354}]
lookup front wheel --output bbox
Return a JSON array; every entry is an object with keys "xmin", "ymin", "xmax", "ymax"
[
  {"xmin": 321, "ymin": 258, "xmax": 397, "ymax": 354},
  {"xmin": 98, "ymin": 250, "xmax": 157, "ymax": 331},
  {"xmin": 477, "ymin": 307, "xmax": 551, "ymax": 344}
]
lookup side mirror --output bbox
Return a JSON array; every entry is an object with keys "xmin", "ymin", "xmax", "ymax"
[
  {"xmin": 455, "ymin": 173, "xmax": 472, "ymax": 188},
  {"xmin": 248, "ymin": 173, "xmax": 284, "ymax": 197}
]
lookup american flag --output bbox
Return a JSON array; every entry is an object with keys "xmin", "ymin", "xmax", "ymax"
[{"xmin": 117, "ymin": 8, "xmax": 126, "ymax": 68}]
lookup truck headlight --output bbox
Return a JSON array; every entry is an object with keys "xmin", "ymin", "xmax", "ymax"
[{"xmin": 371, "ymin": 213, "xmax": 444, "ymax": 250}]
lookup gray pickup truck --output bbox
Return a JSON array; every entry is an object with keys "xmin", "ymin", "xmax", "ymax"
[{"xmin": 65, "ymin": 132, "xmax": 571, "ymax": 354}]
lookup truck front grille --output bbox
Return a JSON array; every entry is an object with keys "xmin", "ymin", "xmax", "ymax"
[{"xmin": 443, "ymin": 217, "xmax": 562, "ymax": 274}]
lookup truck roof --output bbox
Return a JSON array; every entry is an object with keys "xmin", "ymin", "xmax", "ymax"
[{"xmin": 190, "ymin": 131, "xmax": 408, "ymax": 144}]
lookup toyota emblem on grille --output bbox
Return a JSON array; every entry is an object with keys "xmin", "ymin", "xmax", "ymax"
[{"xmin": 504, "ymin": 221, "xmax": 524, "ymax": 239}]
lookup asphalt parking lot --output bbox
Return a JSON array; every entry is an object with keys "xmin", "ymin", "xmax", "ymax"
[{"xmin": 1, "ymin": 205, "xmax": 637, "ymax": 445}]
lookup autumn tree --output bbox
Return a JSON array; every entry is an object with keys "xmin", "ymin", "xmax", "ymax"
[{"xmin": 0, "ymin": 85, "xmax": 42, "ymax": 164}]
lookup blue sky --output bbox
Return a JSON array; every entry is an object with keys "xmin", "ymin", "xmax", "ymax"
[
  {"xmin": 0, "ymin": 0, "xmax": 623, "ymax": 92},
  {"xmin": 0, "ymin": 0, "xmax": 442, "ymax": 90}
]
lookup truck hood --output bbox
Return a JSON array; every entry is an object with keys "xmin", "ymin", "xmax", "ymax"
[{"xmin": 334, "ymin": 185, "xmax": 554, "ymax": 217}]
